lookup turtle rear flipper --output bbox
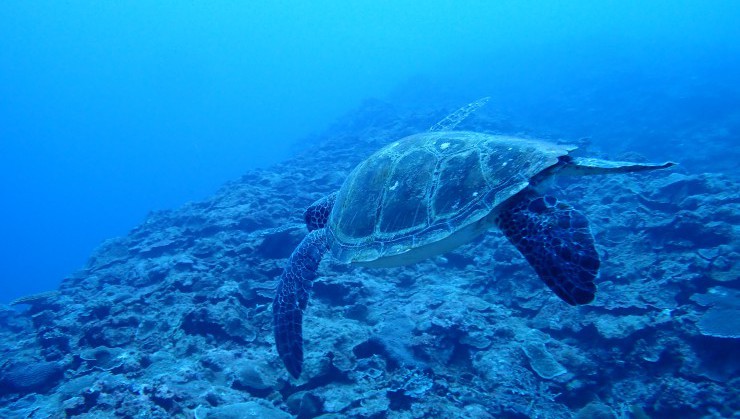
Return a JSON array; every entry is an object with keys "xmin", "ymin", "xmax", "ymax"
[
  {"xmin": 273, "ymin": 229, "xmax": 330, "ymax": 378},
  {"xmin": 495, "ymin": 189, "xmax": 599, "ymax": 305},
  {"xmin": 303, "ymin": 193, "xmax": 336, "ymax": 231}
]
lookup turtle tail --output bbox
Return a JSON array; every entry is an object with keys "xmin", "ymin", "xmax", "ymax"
[
  {"xmin": 495, "ymin": 188, "xmax": 599, "ymax": 305},
  {"xmin": 273, "ymin": 228, "xmax": 330, "ymax": 378}
]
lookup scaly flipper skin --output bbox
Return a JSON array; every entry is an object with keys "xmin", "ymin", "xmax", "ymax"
[
  {"xmin": 304, "ymin": 192, "xmax": 337, "ymax": 231},
  {"xmin": 273, "ymin": 228, "xmax": 330, "ymax": 377},
  {"xmin": 495, "ymin": 189, "xmax": 599, "ymax": 305}
]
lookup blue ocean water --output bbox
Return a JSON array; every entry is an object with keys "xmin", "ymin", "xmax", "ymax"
[
  {"xmin": 1, "ymin": 2, "xmax": 738, "ymax": 303},
  {"xmin": 1, "ymin": 2, "xmax": 740, "ymax": 417}
]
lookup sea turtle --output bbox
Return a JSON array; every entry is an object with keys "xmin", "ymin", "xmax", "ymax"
[{"xmin": 273, "ymin": 100, "xmax": 674, "ymax": 378}]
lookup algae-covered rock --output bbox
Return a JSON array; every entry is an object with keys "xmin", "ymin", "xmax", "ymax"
[
  {"xmin": 198, "ymin": 401, "xmax": 291, "ymax": 419},
  {"xmin": 0, "ymin": 360, "xmax": 64, "ymax": 394},
  {"xmin": 691, "ymin": 287, "xmax": 740, "ymax": 339},
  {"xmin": 522, "ymin": 341, "xmax": 567, "ymax": 379}
]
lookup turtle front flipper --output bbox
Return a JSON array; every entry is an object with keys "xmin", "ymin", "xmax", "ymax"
[
  {"xmin": 273, "ymin": 228, "xmax": 330, "ymax": 378},
  {"xmin": 303, "ymin": 192, "xmax": 337, "ymax": 231},
  {"xmin": 495, "ymin": 189, "xmax": 599, "ymax": 305}
]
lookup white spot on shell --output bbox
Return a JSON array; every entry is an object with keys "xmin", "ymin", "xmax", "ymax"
[
  {"xmin": 502, "ymin": 162, "xmax": 508, "ymax": 167},
  {"xmin": 389, "ymin": 180, "xmax": 400, "ymax": 191},
  {"xmin": 440, "ymin": 142, "xmax": 450, "ymax": 150},
  {"xmin": 473, "ymin": 192, "xmax": 479, "ymax": 197},
  {"xmin": 390, "ymin": 142, "xmax": 400, "ymax": 148}
]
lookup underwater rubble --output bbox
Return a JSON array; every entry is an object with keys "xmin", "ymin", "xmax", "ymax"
[{"xmin": 1, "ymin": 101, "xmax": 738, "ymax": 418}]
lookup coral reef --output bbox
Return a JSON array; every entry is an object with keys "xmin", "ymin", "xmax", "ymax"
[{"xmin": 0, "ymin": 99, "xmax": 738, "ymax": 417}]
